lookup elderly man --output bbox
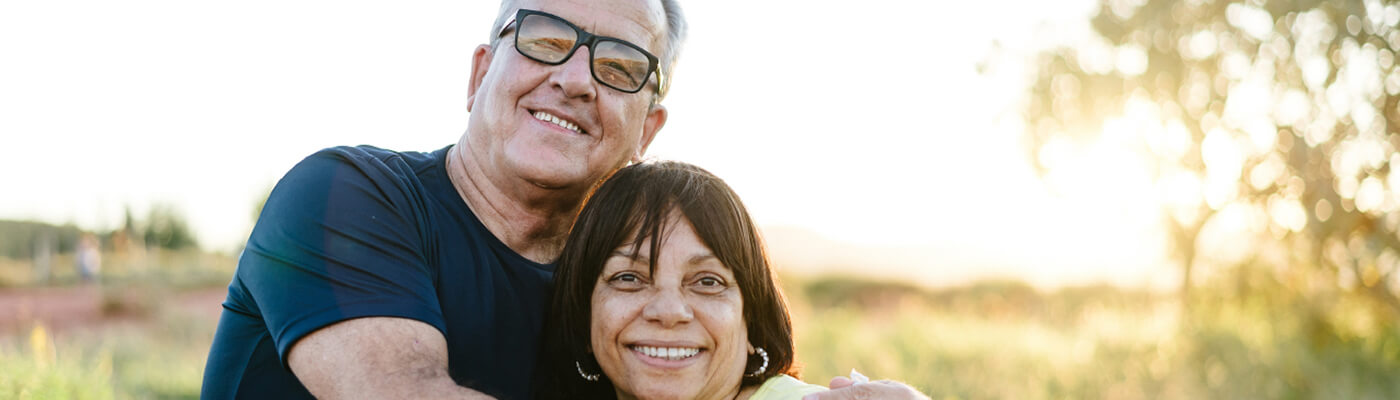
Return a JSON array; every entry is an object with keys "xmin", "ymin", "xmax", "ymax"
[{"xmin": 202, "ymin": 0, "xmax": 925, "ymax": 398}]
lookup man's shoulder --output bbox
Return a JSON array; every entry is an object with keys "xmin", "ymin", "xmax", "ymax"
[
  {"xmin": 304, "ymin": 144, "xmax": 442, "ymax": 169},
  {"xmin": 281, "ymin": 145, "xmax": 447, "ymax": 187},
  {"xmin": 256, "ymin": 144, "xmax": 449, "ymax": 228}
]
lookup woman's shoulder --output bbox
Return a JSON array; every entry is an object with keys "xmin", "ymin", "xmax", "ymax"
[{"xmin": 749, "ymin": 374, "xmax": 827, "ymax": 400}]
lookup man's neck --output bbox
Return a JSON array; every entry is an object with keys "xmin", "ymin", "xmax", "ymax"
[{"xmin": 444, "ymin": 142, "xmax": 585, "ymax": 264}]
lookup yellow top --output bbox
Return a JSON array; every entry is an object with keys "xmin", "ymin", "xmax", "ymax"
[{"xmin": 749, "ymin": 374, "xmax": 827, "ymax": 400}]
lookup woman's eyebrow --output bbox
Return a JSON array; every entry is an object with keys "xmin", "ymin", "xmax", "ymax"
[
  {"xmin": 612, "ymin": 249, "xmax": 650, "ymax": 264},
  {"xmin": 687, "ymin": 253, "xmax": 717, "ymax": 265}
]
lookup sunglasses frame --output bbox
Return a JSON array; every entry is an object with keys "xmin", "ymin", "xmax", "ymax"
[{"xmin": 501, "ymin": 9, "xmax": 663, "ymax": 95}]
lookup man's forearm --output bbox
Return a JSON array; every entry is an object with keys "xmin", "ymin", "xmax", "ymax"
[
  {"xmin": 289, "ymin": 317, "xmax": 496, "ymax": 399},
  {"xmin": 320, "ymin": 375, "xmax": 494, "ymax": 400}
]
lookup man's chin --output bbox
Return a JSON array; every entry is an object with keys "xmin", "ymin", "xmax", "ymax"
[{"xmin": 511, "ymin": 162, "xmax": 592, "ymax": 191}]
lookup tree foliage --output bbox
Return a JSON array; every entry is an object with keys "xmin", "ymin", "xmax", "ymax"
[
  {"xmin": 1023, "ymin": 0, "xmax": 1400, "ymax": 314},
  {"xmin": 142, "ymin": 203, "xmax": 198, "ymax": 250},
  {"xmin": 0, "ymin": 221, "xmax": 81, "ymax": 259}
]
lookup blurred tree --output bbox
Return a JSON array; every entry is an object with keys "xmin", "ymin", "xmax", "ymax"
[
  {"xmin": 1022, "ymin": 0, "xmax": 1400, "ymax": 315},
  {"xmin": 143, "ymin": 203, "xmax": 198, "ymax": 250},
  {"xmin": 123, "ymin": 206, "xmax": 138, "ymax": 238},
  {"xmin": 0, "ymin": 220, "xmax": 80, "ymax": 259},
  {"xmin": 105, "ymin": 205, "xmax": 145, "ymax": 252}
]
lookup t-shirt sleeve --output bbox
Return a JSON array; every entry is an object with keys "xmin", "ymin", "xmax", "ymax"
[
  {"xmin": 237, "ymin": 147, "xmax": 445, "ymax": 367},
  {"xmin": 750, "ymin": 375, "xmax": 828, "ymax": 400}
]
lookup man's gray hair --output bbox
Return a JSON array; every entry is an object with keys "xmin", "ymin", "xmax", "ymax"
[{"xmin": 487, "ymin": 0, "xmax": 688, "ymax": 100}]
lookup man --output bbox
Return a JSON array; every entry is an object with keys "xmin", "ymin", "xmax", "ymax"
[{"xmin": 202, "ymin": 0, "xmax": 926, "ymax": 398}]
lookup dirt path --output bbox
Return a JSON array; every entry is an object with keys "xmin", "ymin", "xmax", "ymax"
[{"xmin": 0, "ymin": 285, "xmax": 227, "ymax": 337}]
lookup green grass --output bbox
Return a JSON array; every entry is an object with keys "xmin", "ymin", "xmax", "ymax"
[
  {"xmin": 785, "ymin": 271, "xmax": 1400, "ymax": 400},
  {"xmin": 0, "ymin": 249, "xmax": 226, "ymax": 400},
  {"xmin": 2, "ymin": 256, "xmax": 1398, "ymax": 399},
  {"xmin": 0, "ymin": 313, "xmax": 213, "ymax": 400}
]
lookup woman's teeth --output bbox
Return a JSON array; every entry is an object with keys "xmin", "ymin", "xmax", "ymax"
[
  {"xmin": 533, "ymin": 111, "xmax": 582, "ymax": 134},
  {"xmin": 632, "ymin": 346, "xmax": 700, "ymax": 360}
]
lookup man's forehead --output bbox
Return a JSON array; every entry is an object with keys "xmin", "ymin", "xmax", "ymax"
[{"xmin": 505, "ymin": 0, "xmax": 666, "ymax": 48}]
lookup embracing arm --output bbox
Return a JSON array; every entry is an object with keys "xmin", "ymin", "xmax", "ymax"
[
  {"xmin": 288, "ymin": 317, "xmax": 493, "ymax": 400},
  {"xmin": 802, "ymin": 375, "xmax": 930, "ymax": 400}
]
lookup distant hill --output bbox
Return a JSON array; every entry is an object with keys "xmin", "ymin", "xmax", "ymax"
[
  {"xmin": 761, "ymin": 225, "xmax": 1176, "ymax": 291},
  {"xmin": 761, "ymin": 225, "xmax": 993, "ymax": 288}
]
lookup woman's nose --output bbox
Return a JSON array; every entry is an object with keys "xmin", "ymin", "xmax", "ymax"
[{"xmin": 641, "ymin": 288, "xmax": 693, "ymax": 327}]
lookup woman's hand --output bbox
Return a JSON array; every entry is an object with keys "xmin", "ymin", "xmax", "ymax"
[{"xmin": 801, "ymin": 371, "xmax": 929, "ymax": 400}]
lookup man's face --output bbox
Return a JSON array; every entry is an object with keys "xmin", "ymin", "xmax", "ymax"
[{"xmin": 465, "ymin": 0, "xmax": 668, "ymax": 192}]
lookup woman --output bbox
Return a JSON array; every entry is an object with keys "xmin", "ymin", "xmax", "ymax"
[{"xmin": 537, "ymin": 161, "xmax": 826, "ymax": 399}]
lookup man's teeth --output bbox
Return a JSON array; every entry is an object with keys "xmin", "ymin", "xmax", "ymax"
[
  {"xmin": 533, "ymin": 111, "xmax": 582, "ymax": 134},
  {"xmin": 632, "ymin": 346, "xmax": 701, "ymax": 360}
]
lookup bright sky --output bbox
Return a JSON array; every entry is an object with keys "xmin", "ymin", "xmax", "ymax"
[{"xmin": 0, "ymin": 0, "xmax": 1178, "ymax": 289}]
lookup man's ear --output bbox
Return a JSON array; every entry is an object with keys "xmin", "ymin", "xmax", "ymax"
[
  {"xmin": 631, "ymin": 103, "xmax": 667, "ymax": 162},
  {"xmin": 467, "ymin": 44, "xmax": 494, "ymax": 112}
]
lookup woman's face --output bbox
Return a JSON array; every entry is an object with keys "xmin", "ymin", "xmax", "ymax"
[{"xmin": 590, "ymin": 211, "xmax": 750, "ymax": 400}]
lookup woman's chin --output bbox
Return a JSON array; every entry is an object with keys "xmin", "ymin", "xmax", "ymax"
[
  {"xmin": 619, "ymin": 380, "xmax": 740, "ymax": 400},
  {"xmin": 621, "ymin": 386, "xmax": 701, "ymax": 400}
]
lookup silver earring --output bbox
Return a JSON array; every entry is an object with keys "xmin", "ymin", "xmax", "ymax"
[
  {"xmin": 745, "ymin": 347, "xmax": 769, "ymax": 377},
  {"xmin": 576, "ymin": 361, "xmax": 600, "ymax": 382}
]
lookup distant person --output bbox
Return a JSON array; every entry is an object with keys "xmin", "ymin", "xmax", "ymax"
[
  {"xmin": 202, "ymin": 0, "xmax": 925, "ymax": 398},
  {"xmin": 539, "ymin": 161, "xmax": 830, "ymax": 399},
  {"xmin": 75, "ymin": 233, "xmax": 100, "ymax": 282}
]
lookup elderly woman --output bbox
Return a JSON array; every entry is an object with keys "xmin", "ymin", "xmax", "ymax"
[{"xmin": 536, "ymin": 161, "xmax": 826, "ymax": 399}]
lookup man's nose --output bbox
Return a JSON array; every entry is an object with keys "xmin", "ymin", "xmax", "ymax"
[
  {"xmin": 642, "ymin": 288, "xmax": 693, "ymax": 328},
  {"xmin": 549, "ymin": 46, "xmax": 597, "ymax": 101}
]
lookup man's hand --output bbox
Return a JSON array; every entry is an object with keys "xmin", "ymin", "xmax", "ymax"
[
  {"xmin": 288, "ymin": 317, "xmax": 494, "ymax": 399},
  {"xmin": 801, "ymin": 372, "xmax": 930, "ymax": 400}
]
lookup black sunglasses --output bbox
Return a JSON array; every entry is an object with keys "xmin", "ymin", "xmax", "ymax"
[{"xmin": 499, "ymin": 9, "xmax": 663, "ymax": 95}]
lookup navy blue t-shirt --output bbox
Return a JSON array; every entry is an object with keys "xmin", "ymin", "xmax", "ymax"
[{"xmin": 202, "ymin": 145, "xmax": 554, "ymax": 399}]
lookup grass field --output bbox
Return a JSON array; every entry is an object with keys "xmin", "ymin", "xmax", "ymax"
[
  {"xmin": 789, "ymin": 277, "xmax": 1400, "ymax": 399},
  {"xmin": 1, "ymin": 252, "xmax": 1398, "ymax": 399}
]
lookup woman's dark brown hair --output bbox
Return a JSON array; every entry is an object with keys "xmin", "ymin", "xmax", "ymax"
[{"xmin": 535, "ymin": 161, "xmax": 795, "ymax": 399}]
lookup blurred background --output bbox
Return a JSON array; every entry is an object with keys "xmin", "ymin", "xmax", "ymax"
[{"xmin": 3, "ymin": 0, "xmax": 1400, "ymax": 398}]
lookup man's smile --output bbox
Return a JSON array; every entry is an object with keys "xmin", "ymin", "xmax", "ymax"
[{"xmin": 532, "ymin": 110, "xmax": 587, "ymax": 135}]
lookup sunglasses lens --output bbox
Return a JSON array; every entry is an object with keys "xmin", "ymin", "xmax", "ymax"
[
  {"xmin": 593, "ymin": 40, "xmax": 652, "ymax": 92},
  {"xmin": 516, "ymin": 14, "xmax": 577, "ymax": 63}
]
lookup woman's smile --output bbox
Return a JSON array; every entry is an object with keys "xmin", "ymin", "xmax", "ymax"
[
  {"xmin": 628, "ymin": 344, "xmax": 705, "ymax": 367},
  {"xmin": 591, "ymin": 213, "xmax": 750, "ymax": 399},
  {"xmin": 540, "ymin": 162, "xmax": 813, "ymax": 399}
]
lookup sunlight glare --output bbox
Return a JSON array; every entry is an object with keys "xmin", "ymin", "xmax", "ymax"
[
  {"xmin": 1201, "ymin": 128, "xmax": 1244, "ymax": 209},
  {"xmin": 1115, "ymin": 44, "xmax": 1148, "ymax": 76},
  {"xmin": 1356, "ymin": 176, "xmax": 1386, "ymax": 213},
  {"xmin": 1248, "ymin": 153, "xmax": 1285, "ymax": 191},
  {"xmin": 1226, "ymin": 3, "xmax": 1275, "ymax": 42},
  {"xmin": 1267, "ymin": 194, "xmax": 1308, "ymax": 232},
  {"xmin": 1161, "ymin": 168, "xmax": 1204, "ymax": 226}
]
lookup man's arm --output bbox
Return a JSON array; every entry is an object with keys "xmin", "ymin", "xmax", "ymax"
[{"xmin": 288, "ymin": 317, "xmax": 492, "ymax": 400}]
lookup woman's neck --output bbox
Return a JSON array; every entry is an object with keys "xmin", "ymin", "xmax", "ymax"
[
  {"xmin": 615, "ymin": 383, "xmax": 761, "ymax": 400},
  {"xmin": 732, "ymin": 384, "xmax": 760, "ymax": 400}
]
